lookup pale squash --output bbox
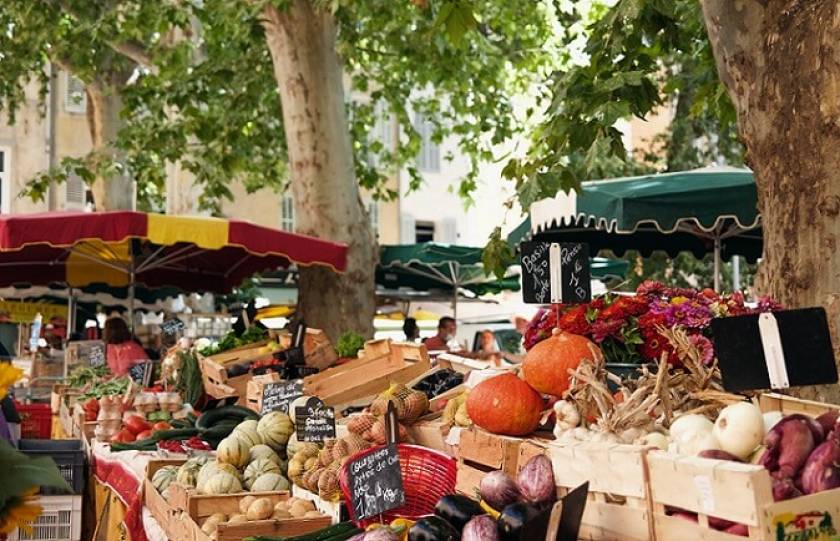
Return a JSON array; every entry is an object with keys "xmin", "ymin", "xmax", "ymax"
[
  {"xmin": 257, "ymin": 411, "xmax": 294, "ymax": 451},
  {"xmin": 203, "ymin": 472, "xmax": 243, "ymax": 495},
  {"xmin": 152, "ymin": 466, "xmax": 178, "ymax": 494},
  {"xmin": 249, "ymin": 444, "xmax": 282, "ymax": 466},
  {"xmin": 244, "ymin": 458, "xmax": 281, "ymax": 490},
  {"xmin": 250, "ymin": 472, "xmax": 290, "ymax": 493},
  {"xmin": 234, "ymin": 419, "xmax": 263, "ymax": 447},
  {"xmin": 217, "ymin": 435, "xmax": 251, "ymax": 469}
]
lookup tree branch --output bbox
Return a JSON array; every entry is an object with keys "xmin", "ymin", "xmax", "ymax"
[{"xmin": 107, "ymin": 38, "xmax": 153, "ymax": 68}]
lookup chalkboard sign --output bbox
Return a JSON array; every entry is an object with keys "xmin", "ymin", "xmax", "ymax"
[
  {"xmin": 129, "ymin": 360, "xmax": 155, "ymax": 388},
  {"xmin": 346, "ymin": 444, "xmax": 405, "ymax": 521},
  {"xmin": 520, "ymin": 242, "xmax": 591, "ymax": 304},
  {"xmin": 295, "ymin": 396, "xmax": 336, "ymax": 442},
  {"xmin": 89, "ymin": 342, "xmax": 106, "ymax": 367},
  {"xmin": 160, "ymin": 318, "xmax": 186, "ymax": 336},
  {"xmin": 712, "ymin": 307, "xmax": 838, "ymax": 392},
  {"xmin": 261, "ymin": 380, "xmax": 304, "ymax": 414},
  {"xmin": 519, "ymin": 481, "xmax": 588, "ymax": 541}
]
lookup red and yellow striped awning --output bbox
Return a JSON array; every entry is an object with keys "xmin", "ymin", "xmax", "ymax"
[{"xmin": 0, "ymin": 211, "xmax": 347, "ymax": 293}]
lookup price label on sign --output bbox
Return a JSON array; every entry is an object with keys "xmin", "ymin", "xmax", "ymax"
[
  {"xmin": 345, "ymin": 444, "xmax": 405, "ymax": 521},
  {"xmin": 160, "ymin": 318, "xmax": 186, "ymax": 336},
  {"xmin": 295, "ymin": 396, "xmax": 336, "ymax": 442},
  {"xmin": 261, "ymin": 380, "xmax": 304, "ymax": 415},
  {"xmin": 89, "ymin": 343, "xmax": 106, "ymax": 367},
  {"xmin": 520, "ymin": 241, "xmax": 591, "ymax": 305}
]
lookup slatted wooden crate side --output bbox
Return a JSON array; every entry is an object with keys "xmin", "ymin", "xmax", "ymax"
[
  {"xmin": 144, "ymin": 459, "xmax": 189, "ymax": 540},
  {"xmin": 647, "ymin": 451, "xmax": 770, "ymax": 540},
  {"xmin": 546, "ymin": 442, "xmax": 653, "ymax": 541},
  {"xmin": 761, "ymin": 487, "xmax": 840, "ymax": 541},
  {"xmin": 455, "ymin": 428, "xmax": 523, "ymax": 496},
  {"xmin": 245, "ymin": 373, "xmax": 283, "ymax": 413},
  {"xmin": 185, "ymin": 491, "xmax": 332, "ymax": 541},
  {"xmin": 758, "ymin": 392, "xmax": 840, "ymax": 417}
]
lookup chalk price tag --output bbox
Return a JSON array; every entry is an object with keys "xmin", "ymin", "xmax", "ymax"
[
  {"xmin": 89, "ymin": 342, "xmax": 106, "ymax": 367},
  {"xmin": 129, "ymin": 360, "xmax": 155, "ymax": 388},
  {"xmin": 161, "ymin": 318, "xmax": 186, "ymax": 336},
  {"xmin": 346, "ymin": 444, "xmax": 405, "ymax": 521},
  {"xmin": 261, "ymin": 380, "xmax": 304, "ymax": 415},
  {"xmin": 295, "ymin": 396, "xmax": 336, "ymax": 442},
  {"xmin": 520, "ymin": 242, "xmax": 591, "ymax": 305}
]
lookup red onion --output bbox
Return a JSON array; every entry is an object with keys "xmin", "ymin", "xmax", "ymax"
[
  {"xmin": 462, "ymin": 515, "xmax": 500, "ymax": 541},
  {"xmin": 479, "ymin": 471, "xmax": 520, "ymax": 510},
  {"xmin": 517, "ymin": 455, "xmax": 555, "ymax": 504},
  {"xmin": 801, "ymin": 439, "xmax": 840, "ymax": 494},
  {"xmin": 698, "ymin": 449, "xmax": 743, "ymax": 462}
]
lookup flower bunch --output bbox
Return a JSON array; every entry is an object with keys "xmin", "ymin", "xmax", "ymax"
[{"xmin": 523, "ymin": 281, "xmax": 780, "ymax": 365}]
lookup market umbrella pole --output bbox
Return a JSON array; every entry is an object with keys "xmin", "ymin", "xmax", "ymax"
[{"xmin": 713, "ymin": 234, "xmax": 722, "ymax": 293}]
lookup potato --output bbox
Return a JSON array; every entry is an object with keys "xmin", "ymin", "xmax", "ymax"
[
  {"xmin": 289, "ymin": 500, "xmax": 310, "ymax": 518},
  {"xmin": 239, "ymin": 495, "xmax": 256, "ymax": 515},
  {"xmin": 272, "ymin": 509, "xmax": 292, "ymax": 520},
  {"xmin": 228, "ymin": 513, "xmax": 248, "ymax": 524},
  {"xmin": 304, "ymin": 510, "xmax": 323, "ymax": 518},
  {"xmin": 274, "ymin": 501, "xmax": 289, "ymax": 513},
  {"xmin": 246, "ymin": 497, "xmax": 274, "ymax": 521},
  {"xmin": 299, "ymin": 500, "xmax": 316, "ymax": 511}
]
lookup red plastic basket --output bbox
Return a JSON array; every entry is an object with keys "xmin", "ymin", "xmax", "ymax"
[
  {"xmin": 14, "ymin": 402, "xmax": 52, "ymax": 439},
  {"xmin": 339, "ymin": 443, "xmax": 457, "ymax": 527}
]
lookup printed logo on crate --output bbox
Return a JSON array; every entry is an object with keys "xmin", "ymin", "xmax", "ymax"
[{"xmin": 772, "ymin": 511, "xmax": 839, "ymax": 541}]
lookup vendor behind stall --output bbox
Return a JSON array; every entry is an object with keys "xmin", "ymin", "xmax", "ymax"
[{"xmin": 104, "ymin": 317, "xmax": 148, "ymax": 376}]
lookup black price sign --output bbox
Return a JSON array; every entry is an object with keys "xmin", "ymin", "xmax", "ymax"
[
  {"xmin": 261, "ymin": 380, "xmax": 304, "ymax": 415},
  {"xmin": 521, "ymin": 242, "xmax": 591, "ymax": 305},
  {"xmin": 346, "ymin": 444, "xmax": 405, "ymax": 521},
  {"xmin": 89, "ymin": 343, "xmax": 106, "ymax": 367},
  {"xmin": 161, "ymin": 318, "xmax": 186, "ymax": 336},
  {"xmin": 129, "ymin": 360, "xmax": 155, "ymax": 388},
  {"xmin": 295, "ymin": 396, "xmax": 336, "ymax": 442}
]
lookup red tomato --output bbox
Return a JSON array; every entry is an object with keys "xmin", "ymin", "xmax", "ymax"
[
  {"xmin": 135, "ymin": 430, "xmax": 153, "ymax": 441},
  {"xmin": 152, "ymin": 421, "xmax": 171, "ymax": 432},
  {"xmin": 124, "ymin": 415, "xmax": 151, "ymax": 435},
  {"xmin": 110, "ymin": 429, "xmax": 136, "ymax": 443}
]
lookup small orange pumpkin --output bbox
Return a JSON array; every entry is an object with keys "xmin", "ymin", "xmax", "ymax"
[
  {"xmin": 522, "ymin": 331, "xmax": 604, "ymax": 397},
  {"xmin": 466, "ymin": 373, "xmax": 543, "ymax": 436}
]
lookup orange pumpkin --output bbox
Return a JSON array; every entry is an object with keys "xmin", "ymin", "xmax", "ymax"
[
  {"xmin": 466, "ymin": 373, "xmax": 543, "ymax": 436},
  {"xmin": 522, "ymin": 331, "xmax": 604, "ymax": 397}
]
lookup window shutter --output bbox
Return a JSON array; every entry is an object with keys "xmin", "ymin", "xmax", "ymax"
[
  {"xmin": 64, "ymin": 74, "xmax": 87, "ymax": 114},
  {"xmin": 65, "ymin": 173, "xmax": 86, "ymax": 209}
]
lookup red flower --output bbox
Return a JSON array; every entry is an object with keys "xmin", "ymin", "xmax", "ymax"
[
  {"xmin": 636, "ymin": 280, "xmax": 665, "ymax": 297},
  {"xmin": 591, "ymin": 319, "xmax": 625, "ymax": 343},
  {"xmin": 557, "ymin": 305, "xmax": 590, "ymax": 335}
]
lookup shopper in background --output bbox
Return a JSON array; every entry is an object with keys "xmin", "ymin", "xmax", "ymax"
[
  {"xmin": 403, "ymin": 317, "xmax": 420, "ymax": 342},
  {"xmin": 423, "ymin": 317, "xmax": 459, "ymax": 352},
  {"xmin": 103, "ymin": 317, "xmax": 149, "ymax": 376},
  {"xmin": 0, "ymin": 342, "xmax": 19, "ymax": 444},
  {"xmin": 477, "ymin": 329, "xmax": 502, "ymax": 365}
]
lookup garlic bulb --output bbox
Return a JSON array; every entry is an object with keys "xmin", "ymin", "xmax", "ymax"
[{"xmin": 553, "ymin": 401, "xmax": 581, "ymax": 431}]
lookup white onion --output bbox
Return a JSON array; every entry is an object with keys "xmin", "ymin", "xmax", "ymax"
[
  {"xmin": 670, "ymin": 414, "xmax": 714, "ymax": 441},
  {"xmin": 677, "ymin": 429, "xmax": 720, "ymax": 456},
  {"xmin": 713, "ymin": 402, "xmax": 764, "ymax": 459}
]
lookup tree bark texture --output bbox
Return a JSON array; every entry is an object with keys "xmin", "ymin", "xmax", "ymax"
[
  {"xmin": 262, "ymin": 0, "xmax": 377, "ymax": 341},
  {"xmin": 701, "ymin": 0, "xmax": 840, "ymax": 402},
  {"xmin": 87, "ymin": 75, "xmax": 135, "ymax": 210}
]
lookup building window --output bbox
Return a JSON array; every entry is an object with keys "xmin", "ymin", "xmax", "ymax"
[
  {"xmin": 0, "ymin": 147, "xmax": 10, "ymax": 214},
  {"xmin": 414, "ymin": 112, "xmax": 440, "ymax": 173},
  {"xmin": 367, "ymin": 200, "xmax": 379, "ymax": 239},
  {"xmin": 415, "ymin": 221, "xmax": 435, "ymax": 243},
  {"xmin": 368, "ymin": 101, "xmax": 395, "ymax": 168},
  {"xmin": 280, "ymin": 194, "xmax": 295, "ymax": 232},
  {"xmin": 65, "ymin": 173, "xmax": 87, "ymax": 209},
  {"xmin": 64, "ymin": 73, "xmax": 87, "ymax": 114}
]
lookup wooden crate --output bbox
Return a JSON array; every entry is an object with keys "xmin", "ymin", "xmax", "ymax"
[
  {"xmin": 299, "ymin": 328, "xmax": 337, "ymax": 370},
  {"xmin": 407, "ymin": 417, "xmax": 457, "ymax": 456},
  {"xmin": 545, "ymin": 441, "xmax": 653, "ymax": 541},
  {"xmin": 758, "ymin": 392, "xmax": 840, "ymax": 417},
  {"xmin": 302, "ymin": 339, "xmax": 430, "ymax": 408},
  {"xmin": 71, "ymin": 403, "xmax": 96, "ymax": 441},
  {"xmin": 455, "ymin": 428, "xmax": 524, "ymax": 497},
  {"xmin": 167, "ymin": 482, "xmax": 288, "ymax": 516},
  {"xmin": 144, "ymin": 458, "xmax": 193, "ymax": 541},
  {"xmin": 244, "ymin": 373, "xmax": 284, "ymax": 413},
  {"xmin": 200, "ymin": 358, "xmax": 255, "ymax": 406},
  {"xmin": 184, "ymin": 491, "xmax": 332, "ymax": 541},
  {"xmin": 648, "ymin": 450, "xmax": 840, "ymax": 540},
  {"xmin": 291, "ymin": 485, "xmax": 346, "ymax": 524}
]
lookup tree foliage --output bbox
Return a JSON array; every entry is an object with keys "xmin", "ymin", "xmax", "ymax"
[{"xmin": 0, "ymin": 0, "xmax": 565, "ymax": 214}]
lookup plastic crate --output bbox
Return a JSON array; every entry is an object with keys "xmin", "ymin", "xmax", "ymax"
[
  {"xmin": 8, "ymin": 495, "xmax": 82, "ymax": 541},
  {"xmin": 14, "ymin": 402, "xmax": 52, "ymax": 439},
  {"xmin": 17, "ymin": 440, "xmax": 86, "ymax": 496}
]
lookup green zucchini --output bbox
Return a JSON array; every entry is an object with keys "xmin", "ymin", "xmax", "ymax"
[
  {"xmin": 195, "ymin": 405, "xmax": 259, "ymax": 429},
  {"xmin": 244, "ymin": 522, "xmax": 358, "ymax": 541},
  {"xmin": 152, "ymin": 427, "xmax": 200, "ymax": 441}
]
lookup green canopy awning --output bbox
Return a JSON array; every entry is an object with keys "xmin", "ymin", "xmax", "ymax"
[
  {"xmin": 377, "ymin": 244, "xmax": 629, "ymax": 317},
  {"xmin": 518, "ymin": 166, "xmax": 762, "ymax": 290}
]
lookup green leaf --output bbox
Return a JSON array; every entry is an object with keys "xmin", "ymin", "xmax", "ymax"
[
  {"xmin": 0, "ymin": 440, "xmax": 71, "ymax": 493},
  {"xmin": 482, "ymin": 227, "xmax": 515, "ymax": 280}
]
